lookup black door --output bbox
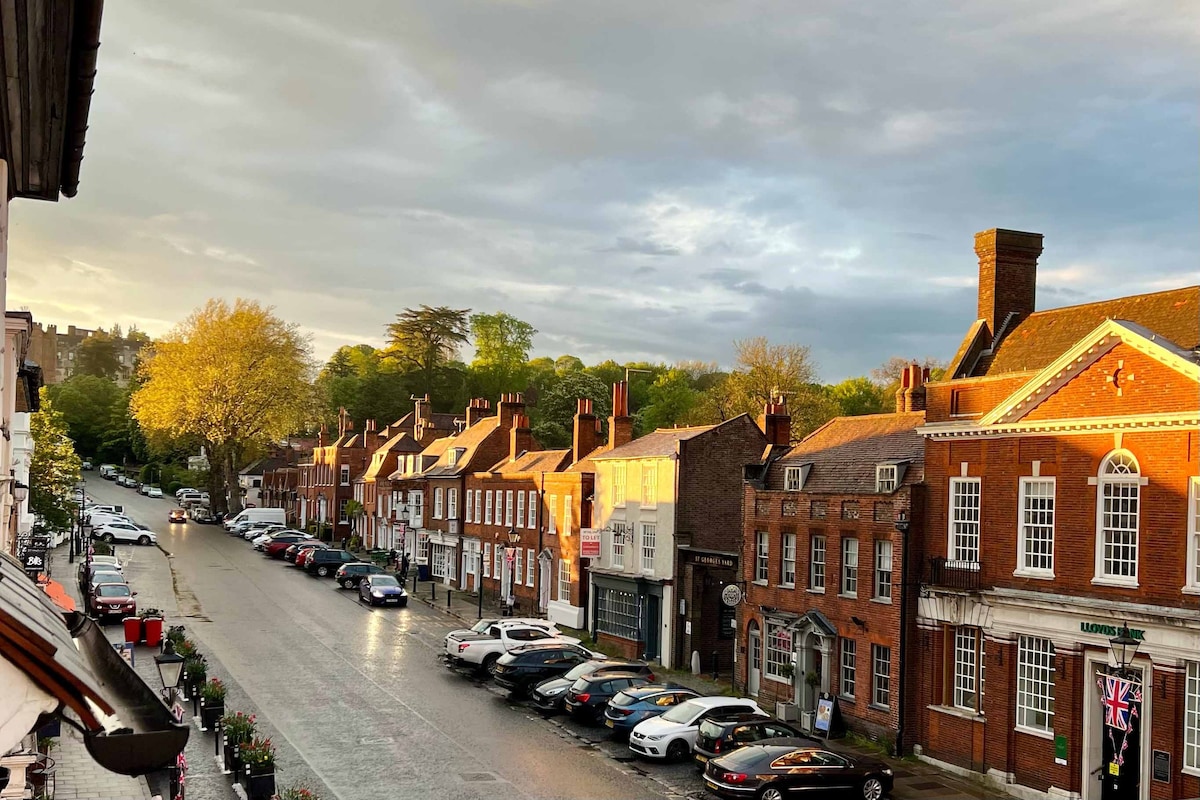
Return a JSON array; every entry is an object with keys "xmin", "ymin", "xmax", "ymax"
[
  {"xmin": 1099, "ymin": 669, "xmax": 1142, "ymax": 800},
  {"xmin": 644, "ymin": 595, "xmax": 660, "ymax": 662}
]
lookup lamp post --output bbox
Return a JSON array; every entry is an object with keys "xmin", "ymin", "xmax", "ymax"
[
  {"xmin": 154, "ymin": 641, "xmax": 186, "ymax": 799},
  {"xmin": 1108, "ymin": 623, "xmax": 1141, "ymax": 675},
  {"xmin": 504, "ymin": 529, "xmax": 521, "ymax": 615}
]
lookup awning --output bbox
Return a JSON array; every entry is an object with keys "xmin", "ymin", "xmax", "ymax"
[
  {"xmin": 40, "ymin": 578, "xmax": 76, "ymax": 612},
  {"xmin": 0, "ymin": 554, "xmax": 188, "ymax": 774}
]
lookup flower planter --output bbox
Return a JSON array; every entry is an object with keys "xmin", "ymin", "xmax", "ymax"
[
  {"xmin": 143, "ymin": 616, "xmax": 164, "ymax": 647},
  {"xmin": 242, "ymin": 769, "xmax": 276, "ymax": 800},
  {"xmin": 223, "ymin": 740, "xmax": 243, "ymax": 776},
  {"xmin": 200, "ymin": 701, "xmax": 224, "ymax": 730}
]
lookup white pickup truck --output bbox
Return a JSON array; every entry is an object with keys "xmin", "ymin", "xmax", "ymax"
[{"xmin": 444, "ymin": 618, "xmax": 580, "ymax": 675}]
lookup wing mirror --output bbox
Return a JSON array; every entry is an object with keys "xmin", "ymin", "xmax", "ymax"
[{"xmin": 132, "ymin": 591, "xmax": 139, "ymax": 596}]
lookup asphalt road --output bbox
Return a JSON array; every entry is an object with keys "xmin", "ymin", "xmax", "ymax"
[{"xmin": 84, "ymin": 481, "xmax": 685, "ymax": 800}]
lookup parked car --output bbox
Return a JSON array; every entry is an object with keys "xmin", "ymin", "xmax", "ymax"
[
  {"xmin": 175, "ymin": 487, "xmax": 196, "ymax": 499},
  {"xmin": 147, "ymin": 487, "xmax": 164, "ymax": 499},
  {"xmin": 168, "ymin": 509, "xmax": 188, "ymax": 524},
  {"xmin": 85, "ymin": 568, "xmax": 126, "ymax": 591},
  {"xmin": 94, "ymin": 522, "xmax": 157, "ymax": 546},
  {"xmin": 531, "ymin": 659, "xmax": 656, "ymax": 715},
  {"xmin": 492, "ymin": 643, "xmax": 597, "ymax": 696},
  {"xmin": 305, "ymin": 549, "xmax": 359, "ymax": 577},
  {"xmin": 223, "ymin": 507, "xmax": 285, "ymax": 531},
  {"xmin": 243, "ymin": 523, "xmax": 284, "ymax": 541},
  {"xmin": 81, "ymin": 460, "xmax": 93, "ymax": 470},
  {"xmin": 335, "ymin": 562, "xmax": 386, "ymax": 589},
  {"xmin": 443, "ymin": 621, "xmax": 573, "ymax": 676},
  {"xmin": 189, "ymin": 508, "xmax": 218, "ymax": 524},
  {"xmin": 87, "ymin": 512, "xmax": 137, "ymax": 527},
  {"xmin": 263, "ymin": 535, "xmax": 314, "ymax": 558},
  {"xmin": 89, "ymin": 583, "xmax": 137, "ymax": 620},
  {"xmin": 629, "ymin": 696, "xmax": 764, "ymax": 761},
  {"xmin": 252, "ymin": 529, "xmax": 308, "ymax": 548},
  {"xmin": 357, "ymin": 574, "xmax": 408, "ymax": 606},
  {"xmin": 564, "ymin": 673, "xmax": 652, "ymax": 723},
  {"xmin": 87, "ymin": 554, "xmax": 123, "ymax": 572},
  {"xmin": 693, "ymin": 714, "xmax": 807, "ymax": 766},
  {"xmin": 603, "ymin": 684, "xmax": 702, "ymax": 738},
  {"xmin": 285, "ymin": 541, "xmax": 328, "ymax": 563},
  {"xmin": 139, "ymin": 484, "xmax": 152, "ymax": 496},
  {"xmin": 702, "ymin": 740, "xmax": 894, "ymax": 800},
  {"xmin": 297, "ymin": 547, "xmax": 321, "ymax": 569}
]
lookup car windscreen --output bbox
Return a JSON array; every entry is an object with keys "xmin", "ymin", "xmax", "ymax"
[
  {"xmin": 372, "ymin": 576, "xmax": 399, "ymax": 587},
  {"xmin": 659, "ymin": 699, "xmax": 705, "ymax": 724},
  {"xmin": 90, "ymin": 571, "xmax": 122, "ymax": 583},
  {"xmin": 97, "ymin": 584, "xmax": 131, "ymax": 597},
  {"xmin": 470, "ymin": 620, "xmax": 494, "ymax": 633}
]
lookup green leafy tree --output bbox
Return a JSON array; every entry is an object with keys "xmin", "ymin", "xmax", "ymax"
[
  {"xmin": 46, "ymin": 375, "xmax": 123, "ymax": 458},
  {"xmin": 468, "ymin": 312, "xmax": 537, "ymax": 401},
  {"xmin": 639, "ymin": 369, "xmax": 699, "ymax": 433},
  {"xmin": 30, "ymin": 390, "xmax": 82, "ymax": 532},
  {"xmin": 830, "ymin": 376, "xmax": 889, "ymax": 416},
  {"xmin": 76, "ymin": 332, "xmax": 121, "ymax": 379},
  {"xmin": 554, "ymin": 355, "xmax": 585, "ymax": 376},
  {"xmin": 383, "ymin": 305, "xmax": 470, "ymax": 398},
  {"xmin": 530, "ymin": 371, "xmax": 611, "ymax": 448}
]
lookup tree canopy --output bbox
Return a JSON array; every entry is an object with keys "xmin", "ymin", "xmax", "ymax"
[
  {"xmin": 30, "ymin": 390, "xmax": 82, "ymax": 532},
  {"xmin": 383, "ymin": 305, "xmax": 470, "ymax": 398}
]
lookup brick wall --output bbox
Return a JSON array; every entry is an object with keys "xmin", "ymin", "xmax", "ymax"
[{"xmin": 1022, "ymin": 345, "xmax": 1198, "ymax": 420}]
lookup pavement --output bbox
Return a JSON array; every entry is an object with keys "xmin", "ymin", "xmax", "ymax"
[{"xmin": 50, "ymin": 715, "xmax": 155, "ymax": 800}]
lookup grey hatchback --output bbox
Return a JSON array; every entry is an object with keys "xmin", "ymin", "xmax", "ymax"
[{"xmin": 336, "ymin": 562, "xmax": 386, "ymax": 589}]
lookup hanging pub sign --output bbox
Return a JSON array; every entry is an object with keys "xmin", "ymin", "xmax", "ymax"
[{"xmin": 580, "ymin": 528, "xmax": 602, "ymax": 558}]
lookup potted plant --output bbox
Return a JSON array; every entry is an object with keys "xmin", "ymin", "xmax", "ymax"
[
  {"xmin": 238, "ymin": 736, "xmax": 276, "ymax": 798},
  {"xmin": 183, "ymin": 654, "xmax": 207, "ymax": 698},
  {"xmin": 220, "ymin": 712, "xmax": 256, "ymax": 777},
  {"xmin": 279, "ymin": 784, "xmax": 320, "ymax": 800},
  {"xmin": 139, "ymin": 608, "xmax": 164, "ymax": 648},
  {"xmin": 199, "ymin": 678, "xmax": 226, "ymax": 730}
]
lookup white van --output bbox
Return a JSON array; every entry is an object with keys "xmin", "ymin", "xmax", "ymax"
[{"xmin": 222, "ymin": 507, "xmax": 286, "ymax": 531}]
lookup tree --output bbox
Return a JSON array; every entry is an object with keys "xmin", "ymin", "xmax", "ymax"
[
  {"xmin": 830, "ymin": 376, "xmax": 889, "ymax": 417},
  {"xmin": 383, "ymin": 306, "xmax": 470, "ymax": 397},
  {"xmin": 46, "ymin": 375, "xmax": 124, "ymax": 458},
  {"xmin": 726, "ymin": 337, "xmax": 820, "ymax": 412},
  {"xmin": 639, "ymin": 369, "xmax": 699, "ymax": 432},
  {"xmin": 76, "ymin": 332, "xmax": 121, "ymax": 379},
  {"xmin": 132, "ymin": 299, "xmax": 314, "ymax": 514},
  {"xmin": 529, "ymin": 371, "xmax": 611, "ymax": 448},
  {"xmin": 554, "ymin": 355, "xmax": 585, "ymax": 375},
  {"xmin": 30, "ymin": 390, "xmax": 82, "ymax": 532},
  {"xmin": 469, "ymin": 312, "xmax": 537, "ymax": 399},
  {"xmin": 871, "ymin": 356, "xmax": 948, "ymax": 397}
]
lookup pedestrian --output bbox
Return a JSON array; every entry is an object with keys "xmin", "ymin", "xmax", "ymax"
[
  {"xmin": 388, "ymin": 548, "xmax": 398, "ymax": 570},
  {"xmin": 400, "ymin": 552, "xmax": 410, "ymax": 581}
]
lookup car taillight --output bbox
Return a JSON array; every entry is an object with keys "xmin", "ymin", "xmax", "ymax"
[
  {"xmin": 458, "ymin": 643, "xmax": 470, "ymax": 653},
  {"xmin": 713, "ymin": 739, "xmax": 721, "ymax": 753},
  {"xmin": 575, "ymin": 693, "xmax": 590, "ymax": 703},
  {"xmin": 647, "ymin": 673, "xmax": 655, "ymax": 682},
  {"xmin": 722, "ymin": 772, "xmax": 748, "ymax": 784},
  {"xmin": 610, "ymin": 708, "xmax": 631, "ymax": 716}
]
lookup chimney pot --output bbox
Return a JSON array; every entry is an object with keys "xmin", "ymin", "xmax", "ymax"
[
  {"xmin": 895, "ymin": 362, "xmax": 928, "ymax": 413},
  {"xmin": 608, "ymin": 382, "xmax": 633, "ymax": 449},
  {"xmin": 573, "ymin": 397, "xmax": 600, "ymax": 464}
]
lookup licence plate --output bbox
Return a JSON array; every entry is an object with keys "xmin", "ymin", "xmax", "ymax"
[
  {"xmin": 696, "ymin": 755, "xmax": 708, "ymax": 763},
  {"xmin": 605, "ymin": 719, "xmax": 614, "ymax": 728}
]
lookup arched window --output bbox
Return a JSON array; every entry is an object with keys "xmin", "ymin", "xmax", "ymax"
[{"xmin": 1095, "ymin": 451, "xmax": 1141, "ymax": 583}]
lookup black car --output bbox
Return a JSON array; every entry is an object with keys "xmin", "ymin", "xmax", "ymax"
[
  {"xmin": 492, "ymin": 643, "xmax": 595, "ymax": 696},
  {"xmin": 531, "ymin": 660, "xmax": 657, "ymax": 715},
  {"xmin": 563, "ymin": 673, "xmax": 652, "ymax": 723},
  {"xmin": 336, "ymin": 562, "xmax": 386, "ymax": 589},
  {"xmin": 305, "ymin": 549, "xmax": 359, "ymax": 577},
  {"xmin": 703, "ymin": 739, "xmax": 894, "ymax": 800},
  {"xmin": 694, "ymin": 714, "xmax": 808, "ymax": 766}
]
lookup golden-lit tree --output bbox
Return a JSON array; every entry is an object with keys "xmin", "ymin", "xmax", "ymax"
[{"xmin": 132, "ymin": 299, "xmax": 314, "ymax": 513}]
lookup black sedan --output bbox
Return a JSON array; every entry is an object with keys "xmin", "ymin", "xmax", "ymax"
[
  {"xmin": 492, "ymin": 643, "xmax": 594, "ymax": 696},
  {"xmin": 703, "ymin": 739, "xmax": 894, "ymax": 800}
]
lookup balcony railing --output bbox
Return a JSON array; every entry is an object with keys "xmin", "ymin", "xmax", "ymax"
[{"xmin": 924, "ymin": 557, "xmax": 983, "ymax": 591}]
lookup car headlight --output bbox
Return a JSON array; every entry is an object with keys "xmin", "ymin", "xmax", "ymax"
[
  {"xmin": 371, "ymin": 590, "xmax": 384, "ymax": 597},
  {"xmin": 644, "ymin": 734, "xmax": 662, "ymax": 741},
  {"xmin": 883, "ymin": 768, "xmax": 893, "ymax": 776},
  {"xmin": 544, "ymin": 687, "xmax": 565, "ymax": 696}
]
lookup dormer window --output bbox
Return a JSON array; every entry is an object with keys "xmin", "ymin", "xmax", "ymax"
[
  {"xmin": 784, "ymin": 464, "xmax": 812, "ymax": 492},
  {"xmin": 876, "ymin": 465, "xmax": 897, "ymax": 493},
  {"xmin": 448, "ymin": 447, "xmax": 466, "ymax": 467}
]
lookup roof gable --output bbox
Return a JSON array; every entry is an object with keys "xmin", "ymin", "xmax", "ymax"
[{"xmin": 981, "ymin": 319, "xmax": 1200, "ymax": 426}]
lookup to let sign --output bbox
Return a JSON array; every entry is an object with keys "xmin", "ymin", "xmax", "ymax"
[{"xmin": 580, "ymin": 528, "xmax": 602, "ymax": 558}]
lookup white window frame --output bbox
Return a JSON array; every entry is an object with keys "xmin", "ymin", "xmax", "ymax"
[
  {"xmin": 780, "ymin": 533, "xmax": 796, "ymax": 587},
  {"xmin": 953, "ymin": 627, "xmax": 983, "ymax": 713},
  {"xmin": 612, "ymin": 463, "xmax": 627, "ymax": 507},
  {"xmin": 1093, "ymin": 450, "xmax": 1142, "ymax": 587},
  {"xmin": 557, "ymin": 558, "xmax": 571, "ymax": 602},
  {"xmin": 876, "ymin": 465, "xmax": 897, "ymax": 493},
  {"xmin": 1015, "ymin": 477, "xmax": 1055, "ymax": 578},
  {"xmin": 527, "ymin": 490, "xmax": 537, "ymax": 529},
  {"xmin": 1185, "ymin": 661, "xmax": 1200, "ymax": 772},
  {"xmin": 641, "ymin": 463, "xmax": 657, "ymax": 507},
  {"xmin": 871, "ymin": 645, "xmax": 891, "ymax": 709},
  {"xmin": 841, "ymin": 538, "xmax": 858, "ymax": 597},
  {"xmin": 1184, "ymin": 477, "xmax": 1200, "ymax": 594},
  {"xmin": 433, "ymin": 487, "xmax": 444, "ymax": 519},
  {"xmin": 493, "ymin": 545, "xmax": 503, "ymax": 577},
  {"xmin": 611, "ymin": 524, "xmax": 625, "ymax": 569},
  {"xmin": 514, "ymin": 548, "xmax": 523, "ymax": 585},
  {"xmin": 505, "ymin": 491, "xmax": 515, "ymax": 527},
  {"xmin": 340, "ymin": 465, "xmax": 350, "ymax": 486},
  {"xmin": 810, "ymin": 535, "xmax": 826, "ymax": 591},
  {"xmin": 474, "ymin": 489, "xmax": 482, "ymax": 524},
  {"xmin": 516, "ymin": 490, "xmax": 526, "ymax": 529},
  {"xmin": 784, "ymin": 466, "xmax": 802, "ymax": 492},
  {"xmin": 765, "ymin": 622, "xmax": 793, "ymax": 683},
  {"xmin": 526, "ymin": 548, "xmax": 535, "ymax": 585},
  {"xmin": 465, "ymin": 489, "xmax": 474, "ymax": 524},
  {"xmin": 484, "ymin": 490, "xmax": 493, "ymax": 525},
  {"xmin": 563, "ymin": 495, "xmax": 573, "ymax": 534},
  {"xmin": 1015, "ymin": 635, "xmax": 1055, "ymax": 734},
  {"xmin": 754, "ymin": 531, "xmax": 769, "ymax": 584},
  {"xmin": 949, "ymin": 477, "xmax": 981, "ymax": 565},
  {"xmin": 840, "ymin": 638, "xmax": 856, "ymax": 700},
  {"xmin": 447, "ymin": 488, "xmax": 458, "ymax": 519},
  {"xmin": 873, "ymin": 539, "xmax": 893, "ymax": 601},
  {"xmin": 640, "ymin": 523, "xmax": 656, "ymax": 573},
  {"xmin": 483, "ymin": 543, "xmax": 492, "ymax": 577},
  {"xmin": 548, "ymin": 495, "xmax": 558, "ymax": 535}
]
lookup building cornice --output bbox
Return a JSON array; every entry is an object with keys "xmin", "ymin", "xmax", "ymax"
[{"xmin": 918, "ymin": 412, "xmax": 1197, "ymax": 440}]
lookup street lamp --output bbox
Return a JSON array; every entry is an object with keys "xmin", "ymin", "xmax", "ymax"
[
  {"xmin": 154, "ymin": 640, "xmax": 186, "ymax": 697},
  {"xmin": 11, "ymin": 481, "xmax": 28, "ymax": 504},
  {"xmin": 1108, "ymin": 623, "xmax": 1141, "ymax": 673}
]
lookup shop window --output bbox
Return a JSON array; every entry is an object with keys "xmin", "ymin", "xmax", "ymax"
[
  {"xmin": 1095, "ymin": 451, "xmax": 1140, "ymax": 585},
  {"xmin": 1016, "ymin": 636, "xmax": 1055, "ymax": 732}
]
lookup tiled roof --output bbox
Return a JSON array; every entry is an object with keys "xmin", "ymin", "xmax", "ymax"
[
  {"xmin": 592, "ymin": 424, "xmax": 717, "ymax": 460},
  {"xmin": 978, "ymin": 286, "xmax": 1199, "ymax": 376},
  {"xmin": 565, "ymin": 444, "xmax": 607, "ymax": 474},
  {"xmin": 239, "ymin": 454, "xmax": 292, "ymax": 476},
  {"xmin": 492, "ymin": 449, "xmax": 571, "ymax": 474},
  {"xmin": 425, "ymin": 416, "xmax": 501, "ymax": 477},
  {"xmin": 770, "ymin": 412, "xmax": 925, "ymax": 494}
]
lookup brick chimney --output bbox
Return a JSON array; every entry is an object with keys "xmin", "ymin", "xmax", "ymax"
[
  {"xmin": 497, "ymin": 392, "xmax": 526, "ymax": 430},
  {"xmin": 572, "ymin": 398, "xmax": 599, "ymax": 463},
  {"xmin": 365, "ymin": 419, "xmax": 377, "ymax": 433},
  {"xmin": 608, "ymin": 381, "xmax": 633, "ymax": 450},
  {"xmin": 465, "ymin": 398, "xmax": 491, "ymax": 428},
  {"xmin": 510, "ymin": 413, "xmax": 533, "ymax": 460},
  {"xmin": 975, "ymin": 228, "xmax": 1043, "ymax": 341},
  {"xmin": 895, "ymin": 363, "xmax": 929, "ymax": 413},
  {"xmin": 758, "ymin": 395, "xmax": 791, "ymax": 447},
  {"xmin": 318, "ymin": 423, "xmax": 327, "ymax": 448}
]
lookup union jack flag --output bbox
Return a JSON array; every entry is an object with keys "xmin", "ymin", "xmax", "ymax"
[{"xmin": 1101, "ymin": 674, "xmax": 1141, "ymax": 732}]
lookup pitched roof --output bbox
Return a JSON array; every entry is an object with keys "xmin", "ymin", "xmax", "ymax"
[
  {"xmin": 492, "ymin": 449, "xmax": 572, "ymax": 474},
  {"xmin": 239, "ymin": 454, "xmax": 292, "ymax": 476},
  {"xmin": 426, "ymin": 416, "xmax": 502, "ymax": 477},
  {"xmin": 592, "ymin": 424, "xmax": 718, "ymax": 460},
  {"xmin": 770, "ymin": 412, "xmax": 925, "ymax": 494},
  {"xmin": 976, "ymin": 286, "xmax": 1199, "ymax": 377}
]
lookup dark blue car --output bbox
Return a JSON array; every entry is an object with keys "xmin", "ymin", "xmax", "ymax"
[
  {"xmin": 603, "ymin": 684, "xmax": 701, "ymax": 737},
  {"xmin": 358, "ymin": 574, "xmax": 408, "ymax": 607}
]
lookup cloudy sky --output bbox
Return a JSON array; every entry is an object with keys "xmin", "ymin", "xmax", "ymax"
[{"xmin": 9, "ymin": 1, "xmax": 1198, "ymax": 380}]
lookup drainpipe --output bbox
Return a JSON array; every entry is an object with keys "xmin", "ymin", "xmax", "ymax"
[
  {"xmin": 536, "ymin": 471, "xmax": 545, "ymax": 614},
  {"xmin": 894, "ymin": 504, "xmax": 912, "ymax": 758}
]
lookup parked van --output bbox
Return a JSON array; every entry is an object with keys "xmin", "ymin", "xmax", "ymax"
[
  {"xmin": 99, "ymin": 464, "xmax": 118, "ymax": 479},
  {"xmin": 222, "ymin": 507, "xmax": 285, "ymax": 531}
]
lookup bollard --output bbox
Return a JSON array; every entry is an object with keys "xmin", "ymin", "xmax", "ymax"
[
  {"xmin": 447, "ymin": 588, "xmax": 452, "ymax": 609},
  {"xmin": 712, "ymin": 650, "xmax": 719, "ymax": 680},
  {"xmin": 431, "ymin": 580, "xmax": 436, "ymax": 602}
]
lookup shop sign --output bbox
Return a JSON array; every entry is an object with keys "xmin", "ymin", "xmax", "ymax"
[
  {"xmin": 681, "ymin": 551, "xmax": 737, "ymax": 569},
  {"xmin": 1152, "ymin": 750, "xmax": 1170, "ymax": 783},
  {"xmin": 1054, "ymin": 734, "xmax": 1067, "ymax": 765},
  {"xmin": 1080, "ymin": 621, "xmax": 1145, "ymax": 640},
  {"xmin": 580, "ymin": 528, "xmax": 601, "ymax": 558}
]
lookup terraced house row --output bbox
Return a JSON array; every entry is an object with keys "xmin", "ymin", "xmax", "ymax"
[{"xmin": 261, "ymin": 227, "xmax": 1198, "ymax": 800}]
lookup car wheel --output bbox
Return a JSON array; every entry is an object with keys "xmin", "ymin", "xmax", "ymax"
[
  {"xmin": 860, "ymin": 777, "xmax": 885, "ymax": 800},
  {"xmin": 137, "ymin": 535, "xmax": 151, "ymax": 546},
  {"xmin": 666, "ymin": 739, "xmax": 690, "ymax": 762},
  {"xmin": 340, "ymin": 579, "xmax": 353, "ymax": 589},
  {"xmin": 102, "ymin": 533, "xmax": 115, "ymax": 543},
  {"xmin": 317, "ymin": 565, "xmax": 330, "ymax": 577},
  {"xmin": 399, "ymin": 599, "xmax": 407, "ymax": 608},
  {"xmin": 758, "ymin": 787, "xmax": 785, "ymax": 800},
  {"xmin": 481, "ymin": 654, "xmax": 500, "ymax": 677}
]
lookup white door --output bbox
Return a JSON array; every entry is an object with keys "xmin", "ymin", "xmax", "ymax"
[{"xmin": 748, "ymin": 622, "xmax": 762, "ymax": 696}]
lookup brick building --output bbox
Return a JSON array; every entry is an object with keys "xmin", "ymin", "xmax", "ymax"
[
  {"xmin": 297, "ymin": 411, "xmax": 370, "ymax": 540},
  {"xmin": 262, "ymin": 465, "xmax": 300, "ymax": 524},
  {"xmin": 26, "ymin": 322, "xmax": 147, "ymax": 385},
  {"xmin": 913, "ymin": 229, "xmax": 1200, "ymax": 800},
  {"xmin": 739, "ymin": 390, "xmax": 926, "ymax": 744},
  {"xmin": 588, "ymin": 388, "xmax": 767, "ymax": 670}
]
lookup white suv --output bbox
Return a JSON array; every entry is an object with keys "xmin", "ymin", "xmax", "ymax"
[
  {"xmin": 94, "ymin": 522, "xmax": 157, "ymax": 546},
  {"xmin": 629, "ymin": 696, "xmax": 764, "ymax": 761}
]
